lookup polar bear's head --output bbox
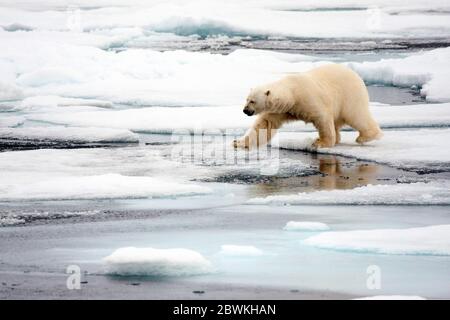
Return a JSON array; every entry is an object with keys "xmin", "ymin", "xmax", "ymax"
[
  {"xmin": 243, "ymin": 86, "xmax": 271, "ymax": 116},
  {"xmin": 243, "ymin": 83, "xmax": 294, "ymax": 116}
]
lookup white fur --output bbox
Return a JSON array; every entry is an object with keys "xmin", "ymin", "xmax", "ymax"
[{"xmin": 235, "ymin": 64, "xmax": 383, "ymax": 149}]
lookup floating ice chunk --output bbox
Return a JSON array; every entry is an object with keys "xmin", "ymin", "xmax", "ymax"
[
  {"xmin": 0, "ymin": 127, "xmax": 139, "ymax": 143},
  {"xmin": 354, "ymin": 295, "xmax": 426, "ymax": 300},
  {"xmin": 248, "ymin": 182, "xmax": 450, "ymax": 206},
  {"xmin": 0, "ymin": 173, "xmax": 212, "ymax": 201},
  {"xmin": 103, "ymin": 247, "xmax": 213, "ymax": 277},
  {"xmin": 303, "ymin": 224, "xmax": 450, "ymax": 256},
  {"xmin": 283, "ymin": 221, "xmax": 330, "ymax": 232},
  {"xmin": 218, "ymin": 245, "xmax": 264, "ymax": 257}
]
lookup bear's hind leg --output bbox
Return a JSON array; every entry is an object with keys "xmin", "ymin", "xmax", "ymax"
[
  {"xmin": 312, "ymin": 118, "xmax": 336, "ymax": 148},
  {"xmin": 334, "ymin": 121, "xmax": 343, "ymax": 145},
  {"xmin": 355, "ymin": 120, "xmax": 383, "ymax": 144}
]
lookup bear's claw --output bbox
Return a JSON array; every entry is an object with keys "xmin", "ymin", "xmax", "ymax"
[{"xmin": 233, "ymin": 138, "xmax": 250, "ymax": 149}]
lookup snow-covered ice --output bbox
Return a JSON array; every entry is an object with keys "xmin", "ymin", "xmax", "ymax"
[
  {"xmin": 303, "ymin": 224, "xmax": 450, "ymax": 255},
  {"xmin": 0, "ymin": 115, "xmax": 25, "ymax": 128},
  {"xmin": 218, "ymin": 245, "xmax": 264, "ymax": 257},
  {"xmin": 103, "ymin": 247, "xmax": 213, "ymax": 277},
  {"xmin": 18, "ymin": 95, "xmax": 113, "ymax": 110},
  {"xmin": 1, "ymin": 37, "xmax": 449, "ymax": 110},
  {"xmin": 349, "ymin": 47, "xmax": 450, "ymax": 102},
  {"xmin": 283, "ymin": 221, "xmax": 330, "ymax": 232},
  {"xmin": 0, "ymin": 173, "xmax": 211, "ymax": 201},
  {"xmin": 248, "ymin": 182, "xmax": 450, "ymax": 206},
  {"xmin": 26, "ymin": 103, "xmax": 450, "ymax": 133},
  {"xmin": 275, "ymin": 129, "xmax": 450, "ymax": 171},
  {"xmin": 28, "ymin": 106, "xmax": 254, "ymax": 133},
  {"xmin": 1, "ymin": 0, "xmax": 450, "ymax": 39}
]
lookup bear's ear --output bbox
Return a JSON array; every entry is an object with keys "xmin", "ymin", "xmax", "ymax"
[{"xmin": 265, "ymin": 90, "xmax": 270, "ymax": 96}]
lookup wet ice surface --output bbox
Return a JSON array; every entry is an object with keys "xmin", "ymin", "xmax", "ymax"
[
  {"xmin": 1, "ymin": 0, "xmax": 450, "ymax": 299},
  {"xmin": 0, "ymin": 139, "xmax": 449, "ymax": 299}
]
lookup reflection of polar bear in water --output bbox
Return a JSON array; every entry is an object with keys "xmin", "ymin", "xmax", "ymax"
[{"xmin": 234, "ymin": 64, "xmax": 383, "ymax": 149}]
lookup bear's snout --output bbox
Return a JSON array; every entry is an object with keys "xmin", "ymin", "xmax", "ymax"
[{"xmin": 243, "ymin": 107, "xmax": 255, "ymax": 116}]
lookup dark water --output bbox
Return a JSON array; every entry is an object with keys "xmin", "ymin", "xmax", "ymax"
[{"xmin": 367, "ymin": 85, "xmax": 426, "ymax": 105}]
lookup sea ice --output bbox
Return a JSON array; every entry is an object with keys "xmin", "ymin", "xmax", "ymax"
[
  {"xmin": 26, "ymin": 103, "xmax": 450, "ymax": 133},
  {"xmin": 349, "ymin": 47, "xmax": 450, "ymax": 102},
  {"xmin": 103, "ymin": 247, "xmax": 213, "ymax": 276},
  {"xmin": 275, "ymin": 128, "xmax": 450, "ymax": 171},
  {"xmin": 303, "ymin": 224, "xmax": 450, "ymax": 255},
  {"xmin": 0, "ymin": 173, "xmax": 212, "ymax": 201}
]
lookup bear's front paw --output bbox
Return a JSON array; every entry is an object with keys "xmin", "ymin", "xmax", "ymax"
[
  {"xmin": 233, "ymin": 138, "xmax": 249, "ymax": 149},
  {"xmin": 312, "ymin": 138, "xmax": 334, "ymax": 149}
]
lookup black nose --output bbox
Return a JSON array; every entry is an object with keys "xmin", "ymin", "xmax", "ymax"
[{"xmin": 243, "ymin": 108, "xmax": 254, "ymax": 116}]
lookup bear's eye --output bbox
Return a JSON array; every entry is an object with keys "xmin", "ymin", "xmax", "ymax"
[{"xmin": 249, "ymin": 100, "xmax": 255, "ymax": 104}]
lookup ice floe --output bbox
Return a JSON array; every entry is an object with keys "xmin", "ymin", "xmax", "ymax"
[
  {"xmin": 349, "ymin": 47, "xmax": 450, "ymax": 102},
  {"xmin": 283, "ymin": 221, "xmax": 330, "ymax": 232},
  {"xmin": 18, "ymin": 95, "xmax": 113, "ymax": 110},
  {"xmin": 218, "ymin": 245, "xmax": 264, "ymax": 257},
  {"xmin": 303, "ymin": 224, "xmax": 450, "ymax": 255},
  {"xmin": 26, "ymin": 103, "xmax": 450, "ymax": 133},
  {"xmin": 0, "ymin": 173, "xmax": 212, "ymax": 201},
  {"xmin": 1, "ymin": 33, "xmax": 449, "ymax": 110},
  {"xmin": 2, "ymin": 1, "xmax": 450, "ymax": 39},
  {"xmin": 275, "ymin": 129, "xmax": 450, "ymax": 171},
  {"xmin": 248, "ymin": 182, "xmax": 450, "ymax": 206},
  {"xmin": 103, "ymin": 247, "xmax": 213, "ymax": 276},
  {"xmin": 28, "ymin": 106, "xmax": 253, "ymax": 133},
  {"xmin": 0, "ymin": 2, "xmax": 449, "ymax": 110},
  {"xmin": 0, "ymin": 127, "xmax": 139, "ymax": 143}
]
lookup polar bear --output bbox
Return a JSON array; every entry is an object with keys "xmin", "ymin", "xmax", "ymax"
[{"xmin": 233, "ymin": 64, "xmax": 382, "ymax": 149}]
